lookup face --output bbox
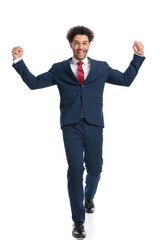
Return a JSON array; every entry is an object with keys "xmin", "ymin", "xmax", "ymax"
[{"xmin": 70, "ymin": 34, "xmax": 91, "ymax": 61}]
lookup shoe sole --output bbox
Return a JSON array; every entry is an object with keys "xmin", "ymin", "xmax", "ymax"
[
  {"xmin": 73, "ymin": 238, "xmax": 86, "ymax": 240},
  {"xmin": 85, "ymin": 208, "xmax": 95, "ymax": 213},
  {"xmin": 72, "ymin": 237, "xmax": 86, "ymax": 240},
  {"xmin": 72, "ymin": 233, "xmax": 86, "ymax": 239}
]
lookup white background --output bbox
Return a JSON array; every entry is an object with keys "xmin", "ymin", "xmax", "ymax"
[{"xmin": 0, "ymin": 0, "xmax": 160, "ymax": 239}]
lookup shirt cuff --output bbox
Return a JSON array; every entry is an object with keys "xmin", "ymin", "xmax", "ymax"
[
  {"xmin": 134, "ymin": 52, "xmax": 145, "ymax": 57},
  {"xmin": 13, "ymin": 57, "xmax": 22, "ymax": 64}
]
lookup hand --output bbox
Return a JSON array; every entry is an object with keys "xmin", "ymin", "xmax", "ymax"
[
  {"xmin": 133, "ymin": 41, "xmax": 144, "ymax": 56},
  {"xmin": 12, "ymin": 46, "xmax": 24, "ymax": 60}
]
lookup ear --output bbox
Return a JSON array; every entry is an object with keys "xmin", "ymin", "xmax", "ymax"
[{"xmin": 69, "ymin": 42, "xmax": 73, "ymax": 49}]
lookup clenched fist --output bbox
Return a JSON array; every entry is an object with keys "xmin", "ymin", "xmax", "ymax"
[
  {"xmin": 12, "ymin": 46, "xmax": 24, "ymax": 60},
  {"xmin": 133, "ymin": 41, "xmax": 144, "ymax": 56}
]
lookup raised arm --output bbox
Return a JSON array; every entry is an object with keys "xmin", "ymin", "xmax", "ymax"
[
  {"xmin": 106, "ymin": 41, "xmax": 145, "ymax": 87},
  {"xmin": 12, "ymin": 46, "xmax": 56, "ymax": 90}
]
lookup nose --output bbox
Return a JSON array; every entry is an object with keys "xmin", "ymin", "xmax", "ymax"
[{"xmin": 78, "ymin": 43, "xmax": 83, "ymax": 49}]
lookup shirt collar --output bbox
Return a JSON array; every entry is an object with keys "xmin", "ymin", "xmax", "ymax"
[{"xmin": 71, "ymin": 56, "xmax": 89, "ymax": 65}]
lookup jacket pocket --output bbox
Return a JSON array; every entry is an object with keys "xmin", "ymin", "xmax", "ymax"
[
  {"xmin": 60, "ymin": 97, "xmax": 73, "ymax": 107},
  {"xmin": 92, "ymin": 96, "xmax": 103, "ymax": 105}
]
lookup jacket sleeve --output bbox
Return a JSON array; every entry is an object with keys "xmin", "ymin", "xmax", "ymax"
[
  {"xmin": 12, "ymin": 60, "xmax": 56, "ymax": 90},
  {"xmin": 106, "ymin": 54, "xmax": 145, "ymax": 86}
]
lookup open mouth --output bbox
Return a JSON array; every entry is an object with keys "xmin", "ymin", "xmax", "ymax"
[{"xmin": 77, "ymin": 51, "xmax": 84, "ymax": 56}]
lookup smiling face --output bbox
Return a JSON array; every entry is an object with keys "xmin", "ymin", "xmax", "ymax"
[{"xmin": 70, "ymin": 34, "xmax": 91, "ymax": 61}]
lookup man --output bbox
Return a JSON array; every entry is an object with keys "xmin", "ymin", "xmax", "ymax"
[{"xmin": 12, "ymin": 26, "xmax": 145, "ymax": 239}]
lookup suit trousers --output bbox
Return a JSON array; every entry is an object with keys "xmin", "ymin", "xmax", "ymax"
[{"xmin": 62, "ymin": 118, "xmax": 103, "ymax": 223}]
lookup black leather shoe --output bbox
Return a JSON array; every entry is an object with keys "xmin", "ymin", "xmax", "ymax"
[
  {"xmin": 72, "ymin": 222, "xmax": 86, "ymax": 239},
  {"xmin": 85, "ymin": 198, "xmax": 95, "ymax": 213}
]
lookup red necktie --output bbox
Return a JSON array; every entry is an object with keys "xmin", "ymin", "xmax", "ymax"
[{"xmin": 77, "ymin": 62, "xmax": 84, "ymax": 84}]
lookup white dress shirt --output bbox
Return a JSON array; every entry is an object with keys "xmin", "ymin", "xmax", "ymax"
[
  {"xmin": 13, "ymin": 56, "xmax": 91, "ymax": 81},
  {"xmin": 13, "ymin": 57, "xmax": 22, "ymax": 64},
  {"xmin": 13, "ymin": 54, "xmax": 143, "ymax": 119},
  {"xmin": 13, "ymin": 54, "xmax": 143, "ymax": 76},
  {"xmin": 70, "ymin": 57, "xmax": 91, "ymax": 80}
]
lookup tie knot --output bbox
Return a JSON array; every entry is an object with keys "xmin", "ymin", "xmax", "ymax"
[{"xmin": 77, "ymin": 61, "xmax": 84, "ymax": 66}]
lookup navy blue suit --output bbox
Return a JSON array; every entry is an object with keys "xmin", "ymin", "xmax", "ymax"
[{"xmin": 13, "ymin": 54, "xmax": 145, "ymax": 222}]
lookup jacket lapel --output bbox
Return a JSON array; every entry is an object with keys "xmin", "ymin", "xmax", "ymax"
[
  {"xmin": 85, "ymin": 57, "xmax": 97, "ymax": 83},
  {"xmin": 63, "ymin": 58, "xmax": 80, "ymax": 85}
]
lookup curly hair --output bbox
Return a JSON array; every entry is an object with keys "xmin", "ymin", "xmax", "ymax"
[{"xmin": 66, "ymin": 26, "xmax": 94, "ymax": 43}]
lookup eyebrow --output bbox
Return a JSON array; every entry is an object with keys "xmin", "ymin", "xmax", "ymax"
[{"xmin": 74, "ymin": 40, "xmax": 88, "ymax": 43}]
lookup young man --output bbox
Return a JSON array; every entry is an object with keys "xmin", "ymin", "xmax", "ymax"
[{"xmin": 12, "ymin": 26, "xmax": 145, "ymax": 239}]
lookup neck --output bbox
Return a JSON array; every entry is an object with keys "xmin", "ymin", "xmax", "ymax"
[{"xmin": 73, "ymin": 56, "xmax": 87, "ymax": 62}]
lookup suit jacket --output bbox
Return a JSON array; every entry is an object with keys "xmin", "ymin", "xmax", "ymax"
[{"xmin": 12, "ymin": 54, "xmax": 145, "ymax": 128}]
